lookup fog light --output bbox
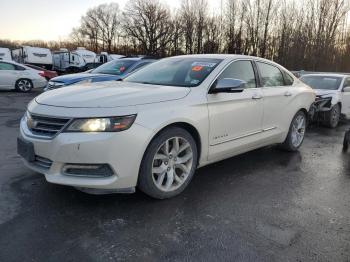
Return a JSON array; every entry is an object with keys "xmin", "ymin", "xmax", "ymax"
[{"xmin": 62, "ymin": 164, "xmax": 114, "ymax": 178}]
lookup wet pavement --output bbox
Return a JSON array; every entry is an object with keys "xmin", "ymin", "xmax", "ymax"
[{"xmin": 0, "ymin": 90, "xmax": 349, "ymax": 262}]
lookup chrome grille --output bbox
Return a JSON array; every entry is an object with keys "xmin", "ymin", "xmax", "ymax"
[
  {"xmin": 34, "ymin": 155, "xmax": 53, "ymax": 169},
  {"xmin": 28, "ymin": 113, "xmax": 71, "ymax": 138}
]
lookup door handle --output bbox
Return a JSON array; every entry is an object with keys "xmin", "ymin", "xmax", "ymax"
[
  {"xmin": 252, "ymin": 94, "xmax": 262, "ymax": 100},
  {"xmin": 284, "ymin": 91, "xmax": 292, "ymax": 97}
]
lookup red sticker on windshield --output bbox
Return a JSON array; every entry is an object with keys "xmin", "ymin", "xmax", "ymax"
[
  {"xmin": 120, "ymin": 66, "xmax": 126, "ymax": 72},
  {"xmin": 192, "ymin": 66, "xmax": 203, "ymax": 71}
]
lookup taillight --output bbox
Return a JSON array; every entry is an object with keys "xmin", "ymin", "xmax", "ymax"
[{"xmin": 38, "ymin": 71, "xmax": 45, "ymax": 77}]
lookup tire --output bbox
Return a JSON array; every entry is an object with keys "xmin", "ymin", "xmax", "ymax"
[
  {"xmin": 15, "ymin": 79, "xmax": 33, "ymax": 93},
  {"xmin": 138, "ymin": 127, "xmax": 198, "ymax": 199},
  {"xmin": 281, "ymin": 110, "xmax": 307, "ymax": 152},
  {"xmin": 343, "ymin": 130, "xmax": 350, "ymax": 151},
  {"xmin": 324, "ymin": 104, "xmax": 340, "ymax": 128}
]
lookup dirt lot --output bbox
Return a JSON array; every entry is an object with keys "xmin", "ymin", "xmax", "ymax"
[{"xmin": 0, "ymin": 90, "xmax": 349, "ymax": 262}]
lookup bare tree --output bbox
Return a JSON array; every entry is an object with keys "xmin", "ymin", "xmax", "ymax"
[
  {"xmin": 122, "ymin": 0, "xmax": 173, "ymax": 56},
  {"xmin": 2, "ymin": 0, "xmax": 350, "ymax": 72},
  {"xmin": 180, "ymin": 0, "xmax": 196, "ymax": 54}
]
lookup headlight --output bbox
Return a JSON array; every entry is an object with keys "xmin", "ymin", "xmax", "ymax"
[
  {"xmin": 64, "ymin": 115, "xmax": 136, "ymax": 132},
  {"xmin": 24, "ymin": 111, "xmax": 33, "ymax": 129},
  {"xmin": 49, "ymin": 81, "xmax": 65, "ymax": 87}
]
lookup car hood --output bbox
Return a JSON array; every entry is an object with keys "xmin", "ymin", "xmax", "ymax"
[
  {"xmin": 35, "ymin": 81, "xmax": 191, "ymax": 108},
  {"xmin": 51, "ymin": 73, "xmax": 121, "ymax": 84},
  {"xmin": 314, "ymin": 89, "xmax": 338, "ymax": 97}
]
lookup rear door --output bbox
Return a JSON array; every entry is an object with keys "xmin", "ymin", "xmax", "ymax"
[
  {"xmin": 0, "ymin": 62, "xmax": 18, "ymax": 89},
  {"xmin": 256, "ymin": 61, "xmax": 295, "ymax": 135},
  {"xmin": 207, "ymin": 59, "xmax": 264, "ymax": 161}
]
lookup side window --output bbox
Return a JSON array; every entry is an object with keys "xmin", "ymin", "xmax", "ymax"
[
  {"xmin": 0, "ymin": 62, "xmax": 16, "ymax": 70},
  {"xmin": 343, "ymin": 78, "xmax": 350, "ymax": 88},
  {"xmin": 217, "ymin": 60, "xmax": 257, "ymax": 88},
  {"xmin": 16, "ymin": 65, "xmax": 26, "ymax": 71},
  {"xmin": 283, "ymin": 71, "xmax": 294, "ymax": 86},
  {"xmin": 257, "ymin": 62, "xmax": 285, "ymax": 87}
]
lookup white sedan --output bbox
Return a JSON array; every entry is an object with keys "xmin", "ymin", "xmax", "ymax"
[
  {"xmin": 18, "ymin": 55, "xmax": 315, "ymax": 199},
  {"xmin": 0, "ymin": 60, "xmax": 47, "ymax": 92},
  {"xmin": 300, "ymin": 74, "xmax": 350, "ymax": 128}
]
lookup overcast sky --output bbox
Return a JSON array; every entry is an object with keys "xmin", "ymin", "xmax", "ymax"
[{"xmin": 0, "ymin": 0, "xmax": 222, "ymax": 41}]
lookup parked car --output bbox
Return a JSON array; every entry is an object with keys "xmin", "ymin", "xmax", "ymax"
[
  {"xmin": 0, "ymin": 60, "xmax": 47, "ymax": 92},
  {"xmin": 25, "ymin": 64, "xmax": 58, "ymax": 80},
  {"xmin": 45, "ymin": 57, "xmax": 156, "ymax": 91},
  {"xmin": 300, "ymin": 74, "xmax": 350, "ymax": 128},
  {"xmin": 18, "ymin": 55, "xmax": 315, "ymax": 199}
]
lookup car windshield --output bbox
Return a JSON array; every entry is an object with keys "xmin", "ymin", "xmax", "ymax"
[
  {"xmin": 124, "ymin": 58, "xmax": 223, "ymax": 87},
  {"xmin": 91, "ymin": 60, "xmax": 137, "ymax": 75},
  {"xmin": 300, "ymin": 75, "xmax": 342, "ymax": 90}
]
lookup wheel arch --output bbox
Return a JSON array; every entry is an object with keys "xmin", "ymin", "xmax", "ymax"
[
  {"xmin": 144, "ymin": 121, "xmax": 202, "ymax": 163},
  {"xmin": 337, "ymin": 102, "xmax": 342, "ymax": 110},
  {"xmin": 16, "ymin": 78, "xmax": 33, "ymax": 83}
]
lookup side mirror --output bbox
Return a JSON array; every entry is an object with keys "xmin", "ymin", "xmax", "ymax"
[
  {"xmin": 343, "ymin": 86, "xmax": 350, "ymax": 92},
  {"xmin": 211, "ymin": 78, "xmax": 247, "ymax": 94}
]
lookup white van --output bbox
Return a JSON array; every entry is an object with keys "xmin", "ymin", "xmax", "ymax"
[
  {"xmin": 0, "ymin": 48, "xmax": 12, "ymax": 61},
  {"xmin": 12, "ymin": 46, "xmax": 53, "ymax": 70}
]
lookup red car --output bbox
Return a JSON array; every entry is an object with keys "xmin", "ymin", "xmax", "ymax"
[{"xmin": 24, "ymin": 64, "xmax": 58, "ymax": 80}]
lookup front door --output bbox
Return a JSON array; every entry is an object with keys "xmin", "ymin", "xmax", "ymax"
[
  {"xmin": 0, "ymin": 62, "xmax": 18, "ymax": 89},
  {"xmin": 207, "ymin": 60, "xmax": 264, "ymax": 161}
]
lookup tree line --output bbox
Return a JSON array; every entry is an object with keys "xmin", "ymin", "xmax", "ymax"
[{"xmin": 1, "ymin": 0, "xmax": 350, "ymax": 72}]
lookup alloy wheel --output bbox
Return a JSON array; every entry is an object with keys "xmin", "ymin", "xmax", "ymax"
[
  {"xmin": 17, "ymin": 80, "xmax": 32, "ymax": 92},
  {"xmin": 152, "ymin": 136, "xmax": 193, "ymax": 192},
  {"xmin": 291, "ymin": 113, "xmax": 306, "ymax": 148}
]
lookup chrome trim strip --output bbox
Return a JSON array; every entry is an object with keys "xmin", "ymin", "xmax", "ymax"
[
  {"xmin": 211, "ymin": 127, "xmax": 277, "ymax": 146},
  {"xmin": 211, "ymin": 130, "xmax": 262, "ymax": 146},
  {"xmin": 263, "ymin": 127, "xmax": 277, "ymax": 132}
]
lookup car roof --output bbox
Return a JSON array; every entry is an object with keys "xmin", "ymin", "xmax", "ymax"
[
  {"xmin": 169, "ymin": 54, "xmax": 268, "ymax": 61},
  {"xmin": 0, "ymin": 59, "xmax": 17, "ymax": 64},
  {"xmin": 165, "ymin": 54, "xmax": 287, "ymax": 68},
  {"xmin": 120, "ymin": 57, "xmax": 143, "ymax": 61},
  {"xmin": 301, "ymin": 73, "xmax": 348, "ymax": 78}
]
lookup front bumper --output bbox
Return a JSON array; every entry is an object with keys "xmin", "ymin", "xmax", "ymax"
[
  {"xmin": 19, "ymin": 118, "xmax": 153, "ymax": 190},
  {"xmin": 309, "ymin": 97, "xmax": 333, "ymax": 122}
]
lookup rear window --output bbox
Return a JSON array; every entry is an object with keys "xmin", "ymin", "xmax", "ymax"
[
  {"xmin": 124, "ymin": 58, "xmax": 222, "ymax": 87},
  {"xmin": 300, "ymin": 75, "xmax": 342, "ymax": 90},
  {"xmin": 284, "ymin": 72, "xmax": 294, "ymax": 85},
  {"xmin": 92, "ymin": 60, "xmax": 137, "ymax": 75},
  {"xmin": 257, "ymin": 62, "xmax": 285, "ymax": 87}
]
